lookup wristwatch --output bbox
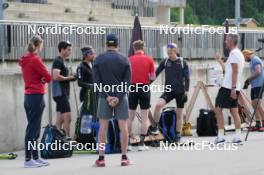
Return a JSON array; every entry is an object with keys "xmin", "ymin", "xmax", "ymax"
[{"xmin": 232, "ymin": 86, "xmax": 236, "ymax": 89}]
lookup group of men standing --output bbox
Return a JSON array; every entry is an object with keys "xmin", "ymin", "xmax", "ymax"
[{"xmin": 20, "ymin": 33, "xmax": 264, "ymax": 168}]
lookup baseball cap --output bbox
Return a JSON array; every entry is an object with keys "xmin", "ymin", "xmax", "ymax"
[{"xmin": 106, "ymin": 34, "xmax": 118, "ymax": 45}]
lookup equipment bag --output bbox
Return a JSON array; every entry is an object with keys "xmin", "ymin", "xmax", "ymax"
[
  {"xmin": 75, "ymin": 87, "xmax": 97, "ymax": 146},
  {"xmin": 196, "ymin": 109, "xmax": 218, "ymax": 136},
  {"xmin": 95, "ymin": 119, "xmax": 121, "ymax": 154},
  {"xmin": 159, "ymin": 107, "xmax": 177, "ymax": 143},
  {"xmin": 40, "ymin": 125, "xmax": 73, "ymax": 159}
]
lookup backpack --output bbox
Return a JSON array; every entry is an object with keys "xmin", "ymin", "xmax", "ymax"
[
  {"xmin": 40, "ymin": 125, "xmax": 73, "ymax": 159},
  {"xmin": 159, "ymin": 107, "xmax": 177, "ymax": 143},
  {"xmin": 196, "ymin": 109, "xmax": 218, "ymax": 136},
  {"xmin": 75, "ymin": 87, "xmax": 97, "ymax": 146},
  {"xmin": 94, "ymin": 119, "xmax": 121, "ymax": 154}
]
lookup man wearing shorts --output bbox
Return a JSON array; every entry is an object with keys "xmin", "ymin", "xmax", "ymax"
[
  {"xmin": 127, "ymin": 40, "xmax": 155, "ymax": 151},
  {"xmin": 214, "ymin": 34, "xmax": 245, "ymax": 144},
  {"xmin": 52, "ymin": 41, "xmax": 76, "ymax": 139},
  {"xmin": 92, "ymin": 34, "xmax": 131, "ymax": 167},
  {"xmin": 242, "ymin": 49, "xmax": 264, "ymax": 131},
  {"xmin": 149, "ymin": 43, "xmax": 190, "ymax": 143}
]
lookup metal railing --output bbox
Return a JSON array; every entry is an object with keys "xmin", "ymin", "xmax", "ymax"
[{"xmin": 0, "ymin": 20, "xmax": 264, "ymax": 61}]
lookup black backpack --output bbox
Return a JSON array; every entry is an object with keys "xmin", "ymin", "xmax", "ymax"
[
  {"xmin": 159, "ymin": 107, "xmax": 177, "ymax": 143},
  {"xmin": 95, "ymin": 119, "xmax": 121, "ymax": 154},
  {"xmin": 40, "ymin": 125, "xmax": 73, "ymax": 159},
  {"xmin": 196, "ymin": 109, "xmax": 218, "ymax": 136}
]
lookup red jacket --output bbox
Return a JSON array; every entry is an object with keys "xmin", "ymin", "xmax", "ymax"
[{"xmin": 19, "ymin": 52, "xmax": 52, "ymax": 94}]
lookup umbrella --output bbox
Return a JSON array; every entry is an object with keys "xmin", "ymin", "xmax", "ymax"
[{"xmin": 128, "ymin": 15, "xmax": 143, "ymax": 57}]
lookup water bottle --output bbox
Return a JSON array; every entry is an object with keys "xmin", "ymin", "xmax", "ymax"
[{"xmin": 80, "ymin": 115, "xmax": 93, "ymax": 134}]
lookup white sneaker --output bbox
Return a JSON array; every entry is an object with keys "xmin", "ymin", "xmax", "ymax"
[
  {"xmin": 24, "ymin": 160, "xmax": 42, "ymax": 168},
  {"xmin": 232, "ymin": 137, "xmax": 242, "ymax": 144},
  {"xmin": 127, "ymin": 144, "xmax": 133, "ymax": 151},
  {"xmin": 214, "ymin": 137, "xmax": 226, "ymax": 144},
  {"xmin": 138, "ymin": 144, "xmax": 149, "ymax": 151},
  {"xmin": 34, "ymin": 159, "xmax": 50, "ymax": 166}
]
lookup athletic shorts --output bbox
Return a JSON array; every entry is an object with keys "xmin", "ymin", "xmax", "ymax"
[
  {"xmin": 96, "ymin": 95, "xmax": 129, "ymax": 120},
  {"xmin": 251, "ymin": 87, "xmax": 263, "ymax": 100},
  {"xmin": 160, "ymin": 91, "xmax": 185, "ymax": 108},
  {"xmin": 215, "ymin": 87, "xmax": 240, "ymax": 108},
  {"xmin": 53, "ymin": 96, "xmax": 71, "ymax": 114},
  {"xmin": 128, "ymin": 84, "xmax": 150, "ymax": 110}
]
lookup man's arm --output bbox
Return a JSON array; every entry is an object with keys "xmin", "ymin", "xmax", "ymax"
[
  {"xmin": 155, "ymin": 59, "xmax": 165, "ymax": 78},
  {"xmin": 215, "ymin": 52, "xmax": 225, "ymax": 72},
  {"xmin": 149, "ymin": 58, "xmax": 156, "ymax": 81},
  {"xmin": 231, "ymin": 63, "xmax": 238, "ymax": 89},
  {"xmin": 248, "ymin": 64, "xmax": 261, "ymax": 81},
  {"xmin": 52, "ymin": 69, "xmax": 74, "ymax": 82},
  {"xmin": 184, "ymin": 62, "xmax": 190, "ymax": 92},
  {"xmin": 116, "ymin": 63, "xmax": 131, "ymax": 101}
]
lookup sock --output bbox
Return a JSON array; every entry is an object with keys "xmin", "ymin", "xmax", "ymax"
[
  {"xmin": 139, "ymin": 134, "xmax": 145, "ymax": 145},
  {"xmin": 256, "ymin": 120, "xmax": 261, "ymax": 127},
  {"xmin": 122, "ymin": 154, "xmax": 127, "ymax": 160},
  {"xmin": 218, "ymin": 129, "xmax": 224, "ymax": 138},
  {"xmin": 235, "ymin": 129, "xmax": 241, "ymax": 138},
  {"xmin": 25, "ymin": 158, "xmax": 31, "ymax": 162},
  {"xmin": 98, "ymin": 155, "xmax": 104, "ymax": 161}
]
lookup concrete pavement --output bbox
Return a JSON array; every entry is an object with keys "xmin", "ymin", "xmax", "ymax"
[{"xmin": 1, "ymin": 131, "xmax": 264, "ymax": 175}]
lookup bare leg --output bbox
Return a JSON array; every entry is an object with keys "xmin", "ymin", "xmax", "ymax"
[
  {"xmin": 98, "ymin": 119, "xmax": 109, "ymax": 156},
  {"xmin": 140, "ymin": 109, "xmax": 149, "ymax": 135},
  {"xmin": 61, "ymin": 112, "xmax": 72, "ymax": 137},
  {"xmin": 176, "ymin": 108, "xmax": 183, "ymax": 133},
  {"xmin": 56, "ymin": 112, "xmax": 63, "ymax": 130},
  {"xmin": 128, "ymin": 110, "xmax": 136, "ymax": 136},
  {"xmin": 153, "ymin": 98, "xmax": 167, "ymax": 124},
  {"xmin": 215, "ymin": 107, "xmax": 225, "ymax": 129},
  {"xmin": 118, "ymin": 119, "xmax": 129, "ymax": 155},
  {"xmin": 229, "ymin": 108, "xmax": 241, "ymax": 129}
]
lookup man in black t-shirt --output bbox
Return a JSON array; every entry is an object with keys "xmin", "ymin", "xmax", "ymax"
[{"xmin": 52, "ymin": 41, "xmax": 76, "ymax": 139}]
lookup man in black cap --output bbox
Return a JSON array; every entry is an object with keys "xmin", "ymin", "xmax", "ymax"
[
  {"xmin": 93, "ymin": 34, "xmax": 132, "ymax": 167},
  {"xmin": 52, "ymin": 41, "xmax": 76, "ymax": 140}
]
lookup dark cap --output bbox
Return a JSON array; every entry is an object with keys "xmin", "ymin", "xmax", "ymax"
[
  {"xmin": 106, "ymin": 34, "xmax": 118, "ymax": 45},
  {"xmin": 58, "ymin": 41, "xmax": 72, "ymax": 52}
]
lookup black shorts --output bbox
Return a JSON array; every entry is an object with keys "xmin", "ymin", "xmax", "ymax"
[
  {"xmin": 160, "ymin": 91, "xmax": 185, "ymax": 108},
  {"xmin": 215, "ymin": 87, "xmax": 240, "ymax": 108},
  {"xmin": 128, "ymin": 85, "xmax": 150, "ymax": 110},
  {"xmin": 251, "ymin": 87, "xmax": 263, "ymax": 100},
  {"xmin": 53, "ymin": 96, "xmax": 71, "ymax": 114}
]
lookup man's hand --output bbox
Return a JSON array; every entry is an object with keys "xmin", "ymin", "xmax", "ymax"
[
  {"xmin": 230, "ymin": 89, "xmax": 237, "ymax": 99},
  {"xmin": 68, "ymin": 75, "xmax": 77, "ymax": 81},
  {"xmin": 243, "ymin": 79, "xmax": 250, "ymax": 89},
  {"xmin": 106, "ymin": 96, "xmax": 119, "ymax": 108},
  {"xmin": 215, "ymin": 52, "xmax": 222, "ymax": 62}
]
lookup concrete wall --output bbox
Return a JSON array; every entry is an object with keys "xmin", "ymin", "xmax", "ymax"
[{"xmin": 0, "ymin": 60, "xmax": 254, "ymax": 153}]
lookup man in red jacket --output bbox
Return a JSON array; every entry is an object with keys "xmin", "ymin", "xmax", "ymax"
[{"xmin": 19, "ymin": 35, "xmax": 51, "ymax": 168}]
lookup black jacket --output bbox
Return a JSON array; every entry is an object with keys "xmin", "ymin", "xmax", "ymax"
[
  {"xmin": 77, "ymin": 61, "xmax": 93, "ymax": 102},
  {"xmin": 156, "ymin": 58, "xmax": 190, "ymax": 93}
]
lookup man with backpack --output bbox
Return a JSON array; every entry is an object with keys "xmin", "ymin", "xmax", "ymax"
[
  {"xmin": 92, "ymin": 34, "xmax": 131, "ymax": 167},
  {"xmin": 149, "ymin": 43, "xmax": 190, "ymax": 143}
]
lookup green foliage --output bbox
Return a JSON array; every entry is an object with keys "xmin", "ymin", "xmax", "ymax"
[{"xmin": 171, "ymin": 0, "xmax": 264, "ymax": 27}]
